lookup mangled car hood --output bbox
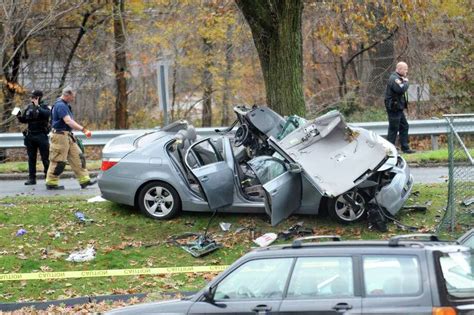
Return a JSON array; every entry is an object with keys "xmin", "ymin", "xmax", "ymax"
[{"xmin": 268, "ymin": 111, "xmax": 388, "ymax": 197}]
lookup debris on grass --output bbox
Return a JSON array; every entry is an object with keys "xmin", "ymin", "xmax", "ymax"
[
  {"xmin": 74, "ymin": 211, "xmax": 94, "ymax": 224},
  {"xmin": 15, "ymin": 228, "xmax": 27, "ymax": 237},
  {"xmin": 462, "ymin": 197, "xmax": 474, "ymax": 206},
  {"xmin": 277, "ymin": 222, "xmax": 313, "ymax": 240},
  {"xmin": 253, "ymin": 232, "xmax": 277, "ymax": 247},
  {"xmin": 87, "ymin": 196, "xmax": 107, "ymax": 203},
  {"xmin": 66, "ymin": 247, "xmax": 96, "ymax": 262},
  {"xmin": 219, "ymin": 222, "xmax": 231, "ymax": 232}
]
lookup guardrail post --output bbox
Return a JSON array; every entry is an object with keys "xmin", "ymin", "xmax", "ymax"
[{"xmin": 430, "ymin": 135, "xmax": 438, "ymax": 150}]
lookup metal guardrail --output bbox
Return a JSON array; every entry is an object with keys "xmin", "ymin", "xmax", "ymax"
[{"xmin": 0, "ymin": 119, "xmax": 473, "ymax": 149}]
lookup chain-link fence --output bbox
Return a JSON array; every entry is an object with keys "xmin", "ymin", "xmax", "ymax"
[{"xmin": 437, "ymin": 114, "xmax": 474, "ymax": 233}]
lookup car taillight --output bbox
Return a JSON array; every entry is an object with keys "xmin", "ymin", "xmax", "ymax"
[
  {"xmin": 432, "ymin": 307, "xmax": 456, "ymax": 315},
  {"xmin": 101, "ymin": 158, "xmax": 119, "ymax": 171}
]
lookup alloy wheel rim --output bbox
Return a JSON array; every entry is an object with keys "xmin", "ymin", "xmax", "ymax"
[
  {"xmin": 334, "ymin": 191, "xmax": 366, "ymax": 222},
  {"xmin": 144, "ymin": 186, "xmax": 174, "ymax": 217}
]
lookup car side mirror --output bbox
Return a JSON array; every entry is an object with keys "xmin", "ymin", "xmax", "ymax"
[
  {"xmin": 288, "ymin": 163, "xmax": 302, "ymax": 174},
  {"xmin": 203, "ymin": 287, "xmax": 215, "ymax": 303}
]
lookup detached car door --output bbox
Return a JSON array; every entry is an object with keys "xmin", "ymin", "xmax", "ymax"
[{"xmin": 185, "ymin": 138, "xmax": 234, "ymax": 210}]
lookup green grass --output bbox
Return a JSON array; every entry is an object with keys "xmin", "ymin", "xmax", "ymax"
[
  {"xmin": 401, "ymin": 148, "xmax": 474, "ymax": 165},
  {"xmin": 0, "ymin": 183, "xmax": 470, "ymax": 302},
  {"xmin": 0, "ymin": 160, "xmax": 101, "ymax": 174}
]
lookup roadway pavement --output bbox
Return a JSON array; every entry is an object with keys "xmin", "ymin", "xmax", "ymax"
[
  {"xmin": 0, "ymin": 167, "xmax": 449, "ymax": 198},
  {"xmin": 0, "ymin": 178, "xmax": 100, "ymax": 198}
]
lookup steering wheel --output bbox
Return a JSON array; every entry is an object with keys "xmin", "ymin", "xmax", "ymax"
[
  {"xmin": 237, "ymin": 286, "xmax": 255, "ymax": 298},
  {"xmin": 234, "ymin": 124, "xmax": 249, "ymax": 147}
]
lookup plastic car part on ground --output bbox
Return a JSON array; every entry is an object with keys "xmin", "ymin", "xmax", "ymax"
[
  {"xmin": 219, "ymin": 222, "xmax": 231, "ymax": 231},
  {"xmin": 87, "ymin": 196, "xmax": 107, "ymax": 203},
  {"xmin": 167, "ymin": 232, "xmax": 222, "ymax": 258},
  {"xmin": 277, "ymin": 222, "xmax": 313, "ymax": 240},
  {"xmin": 15, "ymin": 229, "xmax": 27, "ymax": 237},
  {"xmin": 253, "ymin": 233, "xmax": 278, "ymax": 247},
  {"xmin": 75, "ymin": 211, "xmax": 94, "ymax": 223},
  {"xmin": 66, "ymin": 247, "xmax": 96, "ymax": 262}
]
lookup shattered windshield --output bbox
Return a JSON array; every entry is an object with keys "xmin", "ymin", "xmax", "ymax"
[{"xmin": 439, "ymin": 251, "xmax": 474, "ymax": 298}]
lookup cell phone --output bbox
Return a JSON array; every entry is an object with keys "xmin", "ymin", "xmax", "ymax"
[{"xmin": 12, "ymin": 107, "xmax": 21, "ymax": 116}]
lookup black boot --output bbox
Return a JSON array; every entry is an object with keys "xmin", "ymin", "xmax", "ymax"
[
  {"xmin": 80, "ymin": 179, "xmax": 97, "ymax": 189},
  {"xmin": 46, "ymin": 184, "xmax": 65, "ymax": 190},
  {"xmin": 24, "ymin": 178, "xmax": 36, "ymax": 185}
]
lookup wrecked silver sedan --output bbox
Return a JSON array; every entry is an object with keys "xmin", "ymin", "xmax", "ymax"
[{"xmin": 98, "ymin": 106, "xmax": 413, "ymax": 225}]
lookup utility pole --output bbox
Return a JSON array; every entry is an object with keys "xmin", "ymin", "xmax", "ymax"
[{"xmin": 157, "ymin": 56, "xmax": 170, "ymax": 127}]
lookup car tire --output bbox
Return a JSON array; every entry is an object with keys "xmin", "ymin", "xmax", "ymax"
[
  {"xmin": 137, "ymin": 181, "xmax": 182, "ymax": 220},
  {"xmin": 327, "ymin": 190, "xmax": 368, "ymax": 224}
]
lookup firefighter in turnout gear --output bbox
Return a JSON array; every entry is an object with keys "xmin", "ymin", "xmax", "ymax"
[
  {"xmin": 17, "ymin": 90, "xmax": 50, "ymax": 185},
  {"xmin": 45, "ymin": 86, "xmax": 96, "ymax": 190},
  {"xmin": 384, "ymin": 61, "xmax": 415, "ymax": 154}
]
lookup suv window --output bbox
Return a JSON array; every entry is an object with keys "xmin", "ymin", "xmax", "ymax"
[
  {"xmin": 363, "ymin": 255, "xmax": 421, "ymax": 296},
  {"xmin": 287, "ymin": 257, "xmax": 354, "ymax": 298},
  {"xmin": 214, "ymin": 258, "xmax": 293, "ymax": 300},
  {"xmin": 439, "ymin": 251, "xmax": 474, "ymax": 299}
]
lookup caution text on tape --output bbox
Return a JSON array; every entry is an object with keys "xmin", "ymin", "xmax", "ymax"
[{"xmin": 0, "ymin": 265, "xmax": 229, "ymax": 282}]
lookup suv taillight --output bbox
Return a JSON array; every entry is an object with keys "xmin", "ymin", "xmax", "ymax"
[
  {"xmin": 432, "ymin": 307, "xmax": 456, "ymax": 315},
  {"xmin": 101, "ymin": 158, "xmax": 120, "ymax": 171}
]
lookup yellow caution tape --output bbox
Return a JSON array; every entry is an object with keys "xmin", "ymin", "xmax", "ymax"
[{"xmin": 0, "ymin": 265, "xmax": 229, "ymax": 282}]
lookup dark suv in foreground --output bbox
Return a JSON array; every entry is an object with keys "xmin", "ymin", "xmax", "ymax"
[{"xmin": 108, "ymin": 231, "xmax": 474, "ymax": 314}]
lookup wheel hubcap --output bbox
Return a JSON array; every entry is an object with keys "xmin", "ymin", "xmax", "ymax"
[
  {"xmin": 144, "ymin": 186, "xmax": 174, "ymax": 217},
  {"xmin": 334, "ymin": 191, "xmax": 366, "ymax": 222}
]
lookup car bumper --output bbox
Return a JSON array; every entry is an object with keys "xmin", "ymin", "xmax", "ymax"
[
  {"xmin": 98, "ymin": 172, "xmax": 139, "ymax": 206},
  {"xmin": 376, "ymin": 157, "xmax": 414, "ymax": 216}
]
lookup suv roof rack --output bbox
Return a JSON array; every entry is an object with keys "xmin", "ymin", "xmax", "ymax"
[
  {"xmin": 292, "ymin": 235, "xmax": 341, "ymax": 248},
  {"xmin": 388, "ymin": 234, "xmax": 440, "ymax": 247}
]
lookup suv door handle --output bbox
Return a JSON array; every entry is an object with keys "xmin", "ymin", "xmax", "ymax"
[
  {"xmin": 252, "ymin": 304, "xmax": 272, "ymax": 312},
  {"xmin": 333, "ymin": 302, "xmax": 352, "ymax": 311},
  {"xmin": 200, "ymin": 176, "xmax": 209, "ymax": 182}
]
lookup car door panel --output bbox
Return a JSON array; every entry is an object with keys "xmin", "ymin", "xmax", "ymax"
[
  {"xmin": 263, "ymin": 171, "xmax": 302, "ymax": 226},
  {"xmin": 189, "ymin": 300, "xmax": 281, "ymax": 314},
  {"xmin": 188, "ymin": 257, "xmax": 293, "ymax": 314},
  {"xmin": 186, "ymin": 139, "xmax": 234, "ymax": 210},
  {"xmin": 191, "ymin": 162, "xmax": 234, "ymax": 210},
  {"xmin": 360, "ymin": 254, "xmax": 433, "ymax": 314}
]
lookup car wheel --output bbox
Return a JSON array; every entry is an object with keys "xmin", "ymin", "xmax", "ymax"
[
  {"xmin": 327, "ymin": 190, "xmax": 368, "ymax": 224},
  {"xmin": 137, "ymin": 181, "xmax": 181, "ymax": 220}
]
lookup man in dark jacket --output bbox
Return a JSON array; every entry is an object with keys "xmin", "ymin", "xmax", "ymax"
[
  {"xmin": 17, "ymin": 90, "xmax": 51, "ymax": 185},
  {"xmin": 384, "ymin": 62, "xmax": 415, "ymax": 154}
]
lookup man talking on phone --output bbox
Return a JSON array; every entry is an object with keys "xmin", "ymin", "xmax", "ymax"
[
  {"xmin": 384, "ymin": 61, "xmax": 415, "ymax": 154},
  {"xmin": 17, "ymin": 90, "xmax": 50, "ymax": 185}
]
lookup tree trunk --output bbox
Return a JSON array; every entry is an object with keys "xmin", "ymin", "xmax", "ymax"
[
  {"xmin": 221, "ymin": 24, "xmax": 234, "ymax": 126},
  {"xmin": 201, "ymin": 37, "xmax": 213, "ymax": 127},
  {"xmin": 113, "ymin": 0, "xmax": 128, "ymax": 129},
  {"xmin": 0, "ymin": 29, "xmax": 24, "ymax": 161},
  {"xmin": 235, "ymin": 0, "xmax": 305, "ymax": 116},
  {"xmin": 310, "ymin": 24, "xmax": 320, "ymax": 108}
]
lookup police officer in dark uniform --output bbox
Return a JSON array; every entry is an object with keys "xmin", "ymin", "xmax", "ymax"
[
  {"xmin": 384, "ymin": 61, "xmax": 415, "ymax": 154},
  {"xmin": 17, "ymin": 90, "xmax": 51, "ymax": 185}
]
